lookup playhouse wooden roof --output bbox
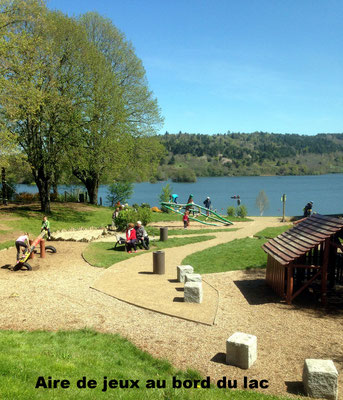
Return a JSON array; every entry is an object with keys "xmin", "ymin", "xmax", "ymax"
[{"xmin": 262, "ymin": 214, "xmax": 343, "ymax": 265}]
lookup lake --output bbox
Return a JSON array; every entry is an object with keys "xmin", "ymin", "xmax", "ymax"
[{"xmin": 16, "ymin": 174, "xmax": 343, "ymax": 217}]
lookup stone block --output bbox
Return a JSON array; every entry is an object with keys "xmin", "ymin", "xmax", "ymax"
[
  {"xmin": 177, "ymin": 265, "xmax": 194, "ymax": 282},
  {"xmin": 303, "ymin": 359, "xmax": 338, "ymax": 400},
  {"xmin": 184, "ymin": 281, "xmax": 203, "ymax": 303},
  {"xmin": 226, "ymin": 332, "xmax": 257, "ymax": 369},
  {"xmin": 185, "ymin": 273, "xmax": 202, "ymax": 283}
]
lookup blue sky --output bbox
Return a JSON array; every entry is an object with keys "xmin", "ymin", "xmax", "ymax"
[{"xmin": 48, "ymin": 0, "xmax": 343, "ymax": 135}]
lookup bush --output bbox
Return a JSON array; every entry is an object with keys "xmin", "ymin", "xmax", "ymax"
[
  {"xmin": 114, "ymin": 207, "xmax": 152, "ymax": 231},
  {"xmin": 227, "ymin": 206, "xmax": 235, "ymax": 217},
  {"xmin": 236, "ymin": 205, "xmax": 248, "ymax": 218},
  {"xmin": 140, "ymin": 202, "xmax": 151, "ymax": 208}
]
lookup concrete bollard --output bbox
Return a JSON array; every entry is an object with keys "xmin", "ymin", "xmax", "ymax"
[
  {"xmin": 185, "ymin": 273, "xmax": 202, "ymax": 283},
  {"xmin": 160, "ymin": 227, "xmax": 168, "ymax": 241},
  {"xmin": 153, "ymin": 251, "xmax": 165, "ymax": 274},
  {"xmin": 184, "ymin": 281, "xmax": 203, "ymax": 303},
  {"xmin": 177, "ymin": 265, "xmax": 194, "ymax": 282},
  {"xmin": 303, "ymin": 359, "xmax": 338, "ymax": 400},
  {"xmin": 226, "ymin": 332, "xmax": 257, "ymax": 369},
  {"xmin": 40, "ymin": 239, "xmax": 45, "ymax": 258}
]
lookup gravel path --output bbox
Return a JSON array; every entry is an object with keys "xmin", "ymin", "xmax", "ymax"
[{"xmin": 0, "ymin": 217, "xmax": 341, "ymax": 399}]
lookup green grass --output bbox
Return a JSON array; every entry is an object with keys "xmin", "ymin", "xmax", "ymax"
[
  {"xmin": 182, "ymin": 237, "xmax": 268, "ymax": 274},
  {"xmin": 147, "ymin": 227, "xmax": 239, "ymax": 236},
  {"xmin": 253, "ymin": 225, "xmax": 292, "ymax": 239},
  {"xmin": 181, "ymin": 225, "xmax": 293, "ymax": 275},
  {"xmin": 83, "ymin": 236, "xmax": 216, "ymax": 268},
  {"xmin": 0, "ymin": 240, "xmax": 13, "ymax": 251},
  {"xmin": 0, "ymin": 203, "xmax": 112, "ymax": 239},
  {"xmin": 0, "ymin": 329, "xmax": 299, "ymax": 400},
  {"xmin": 151, "ymin": 212, "xmax": 251, "ymax": 223}
]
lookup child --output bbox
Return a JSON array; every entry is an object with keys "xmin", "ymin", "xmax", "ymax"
[
  {"xmin": 15, "ymin": 233, "xmax": 29, "ymax": 261},
  {"xmin": 183, "ymin": 210, "xmax": 190, "ymax": 229},
  {"xmin": 41, "ymin": 215, "xmax": 51, "ymax": 240}
]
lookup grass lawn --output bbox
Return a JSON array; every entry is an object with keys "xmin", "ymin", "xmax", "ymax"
[
  {"xmin": 150, "ymin": 212, "xmax": 251, "ymax": 223},
  {"xmin": 147, "ymin": 227, "xmax": 239, "ymax": 236},
  {"xmin": 83, "ymin": 235, "xmax": 216, "ymax": 268},
  {"xmin": 0, "ymin": 329, "xmax": 299, "ymax": 400},
  {"xmin": 254, "ymin": 225, "xmax": 292, "ymax": 239},
  {"xmin": 0, "ymin": 240, "xmax": 13, "ymax": 251},
  {"xmin": 0, "ymin": 203, "xmax": 113, "ymax": 238},
  {"xmin": 182, "ymin": 225, "xmax": 293, "ymax": 275}
]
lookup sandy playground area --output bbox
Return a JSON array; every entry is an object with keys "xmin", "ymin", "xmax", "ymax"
[{"xmin": 0, "ymin": 216, "xmax": 342, "ymax": 398}]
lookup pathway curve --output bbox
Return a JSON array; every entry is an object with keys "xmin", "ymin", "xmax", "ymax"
[{"xmin": 0, "ymin": 217, "xmax": 341, "ymax": 398}]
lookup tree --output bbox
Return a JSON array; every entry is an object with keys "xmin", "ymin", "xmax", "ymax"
[
  {"xmin": 159, "ymin": 183, "xmax": 172, "ymax": 212},
  {"xmin": 0, "ymin": 1, "xmax": 106, "ymax": 212},
  {"xmin": 255, "ymin": 190, "xmax": 269, "ymax": 216},
  {"xmin": 106, "ymin": 181, "xmax": 134, "ymax": 207},
  {"xmin": 68, "ymin": 12, "xmax": 164, "ymax": 203}
]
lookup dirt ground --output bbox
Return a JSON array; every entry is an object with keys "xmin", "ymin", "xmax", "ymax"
[{"xmin": 0, "ymin": 217, "xmax": 342, "ymax": 399}]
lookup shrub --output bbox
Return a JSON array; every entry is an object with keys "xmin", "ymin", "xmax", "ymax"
[
  {"xmin": 236, "ymin": 205, "xmax": 248, "ymax": 218},
  {"xmin": 114, "ymin": 207, "xmax": 152, "ymax": 231},
  {"xmin": 171, "ymin": 168, "xmax": 197, "ymax": 183},
  {"xmin": 140, "ymin": 202, "xmax": 151, "ymax": 208},
  {"xmin": 227, "ymin": 206, "xmax": 235, "ymax": 217}
]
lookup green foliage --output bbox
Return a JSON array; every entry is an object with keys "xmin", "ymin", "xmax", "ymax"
[
  {"xmin": 114, "ymin": 207, "xmax": 152, "ymax": 231},
  {"xmin": 106, "ymin": 181, "xmax": 134, "ymax": 207},
  {"xmin": 159, "ymin": 183, "xmax": 172, "ymax": 213},
  {"xmin": 256, "ymin": 190, "xmax": 269, "ymax": 216},
  {"xmin": 227, "ymin": 206, "xmax": 235, "ymax": 216},
  {"xmin": 236, "ymin": 204, "xmax": 248, "ymax": 218},
  {"xmin": 171, "ymin": 167, "xmax": 197, "ymax": 182}
]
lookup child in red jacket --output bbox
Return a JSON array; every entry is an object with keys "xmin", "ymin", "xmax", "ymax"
[
  {"xmin": 183, "ymin": 210, "xmax": 190, "ymax": 229},
  {"xmin": 126, "ymin": 223, "xmax": 137, "ymax": 253}
]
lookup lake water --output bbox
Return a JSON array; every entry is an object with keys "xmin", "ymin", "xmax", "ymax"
[{"xmin": 16, "ymin": 174, "xmax": 343, "ymax": 217}]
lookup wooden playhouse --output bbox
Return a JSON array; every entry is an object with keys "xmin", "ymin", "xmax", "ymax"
[{"xmin": 262, "ymin": 214, "xmax": 343, "ymax": 305}]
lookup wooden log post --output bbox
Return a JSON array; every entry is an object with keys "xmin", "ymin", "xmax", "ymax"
[
  {"xmin": 40, "ymin": 239, "xmax": 46, "ymax": 258},
  {"xmin": 29, "ymin": 239, "xmax": 34, "ymax": 259}
]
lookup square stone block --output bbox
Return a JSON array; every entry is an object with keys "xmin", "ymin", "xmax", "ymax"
[
  {"xmin": 184, "ymin": 281, "xmax": 203, "ymax": 303},
  {"xmin": 185, "ymin": 273, "xmax": 202, "ymax": 283},
  {"xmin": 303, "ymin": 359, "xmax": 338, "ymax": 400},
  {"xmin": 177, "ymin": 265, "xmax": 194, "ymax": 282},
  {"xmin": 226, "ymin": 332, "xmax": 257, "ymax": 369}
]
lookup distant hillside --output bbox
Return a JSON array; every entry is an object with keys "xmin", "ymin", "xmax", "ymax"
[{"xmin": 154, "ymin": 132, "xmax": 343, "ymax": 181}]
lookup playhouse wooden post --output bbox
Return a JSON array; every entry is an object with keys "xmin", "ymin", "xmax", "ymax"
[
  {"xmin": 40, "ymin": 239, "xmax": 46, "ymax": 258},
  {"xmin": 321, "ymin": 238, "xmax": 330, "ymax": 306},
  {"xmin": 286, "ymin": 265, "xmax": 293, "ymax": 304}
]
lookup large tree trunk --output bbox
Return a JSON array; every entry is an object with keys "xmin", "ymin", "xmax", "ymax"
[
  {"xmin": 35, "ymin": 167, "xmax": 51, "ymax": 214},
  {"xmin": 84, "ymin": 177, "xmax": 99, "ymax": 205}
]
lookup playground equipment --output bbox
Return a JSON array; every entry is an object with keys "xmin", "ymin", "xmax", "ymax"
[
  {"xmin": 160, "ymin": 202, "xmax": 233, "ymax": 226},
  {"xmin": 13, "ymin": 231, "xmax": 56, "ymax": 271}
]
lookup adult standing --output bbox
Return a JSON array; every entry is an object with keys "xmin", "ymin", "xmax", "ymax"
[{"xmin": 203, "ymin": 196, "xmax": 211, "ymax": 216}]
